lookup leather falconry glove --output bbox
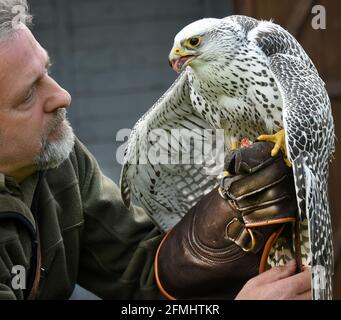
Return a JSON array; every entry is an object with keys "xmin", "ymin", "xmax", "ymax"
[{"xmin": 154, "ymin": 141, "xmax": 298, "ymax": 299}]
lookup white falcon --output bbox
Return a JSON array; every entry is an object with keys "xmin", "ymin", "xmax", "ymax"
[{"xmin": 120, "ymin": 16, "xmax": 335, "ymax": 299}]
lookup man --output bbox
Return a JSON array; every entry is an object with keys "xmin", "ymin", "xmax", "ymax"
[{"xmin": 0, "ymin": 0, "xmax": 310, "ymax": 300}]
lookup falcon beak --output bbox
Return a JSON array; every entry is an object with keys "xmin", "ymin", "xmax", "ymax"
[{"xmin": 169, "ymin": 47, "xmax": 196, "ymax": 74}]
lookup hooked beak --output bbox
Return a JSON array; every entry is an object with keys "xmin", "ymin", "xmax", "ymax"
[{"xmin": 168, "ymin": 47, "xmax": 197, "ymax": 73}]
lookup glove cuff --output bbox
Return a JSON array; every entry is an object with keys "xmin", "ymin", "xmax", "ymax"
[{"xmin": 154, "ymin": 231, "xmax": 176, "ymax": 300}]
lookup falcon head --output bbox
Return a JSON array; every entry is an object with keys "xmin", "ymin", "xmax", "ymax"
[{"xmin": 168, "ymin": 17, "xmax": 244, "ymax": 74}]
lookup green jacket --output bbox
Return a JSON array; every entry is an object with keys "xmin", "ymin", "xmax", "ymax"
[{"xmin": 0, "ymin": 138, "xmax": 164, "ymax": 299}]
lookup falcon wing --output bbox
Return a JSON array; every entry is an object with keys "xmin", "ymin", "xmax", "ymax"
[
  {"xmin": 120, "ymin": 70, "xmax": 219, "ymax": 231},
  {"xmin": 269, "ymin": 53, "xmax": 335, "ymax": 300}
]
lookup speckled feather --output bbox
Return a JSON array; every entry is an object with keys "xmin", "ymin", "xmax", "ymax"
[{"xmin": 120, "ymin": 15, "xmax": 335, "ymax": 299}]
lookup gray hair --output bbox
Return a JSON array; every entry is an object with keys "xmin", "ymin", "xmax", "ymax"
[{"xmin": 0, "ymin": 0, "xmax": 32, "ymax": 40}]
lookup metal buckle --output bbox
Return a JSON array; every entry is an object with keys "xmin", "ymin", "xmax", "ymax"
[
  {"xmin": 242, "ymin": 228, "xmax": 256, "ymax": 252},
  {"xmin": 218, "ymin": 186, "xmax": 228, "ymax": 199}
]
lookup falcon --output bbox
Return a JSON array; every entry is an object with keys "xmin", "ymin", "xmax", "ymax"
[{"xmin": 120, "ymin": 15, "xmax": 335, "ymax": 300}]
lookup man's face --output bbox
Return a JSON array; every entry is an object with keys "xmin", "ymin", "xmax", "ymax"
[{"xmin": 0, "ymin": 26, "xmax": 74, "ymax": 180}]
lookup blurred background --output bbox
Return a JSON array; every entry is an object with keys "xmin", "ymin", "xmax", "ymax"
[{"xmin": 28, "ymin": 0, "xmax": 340, "ymax": 299}]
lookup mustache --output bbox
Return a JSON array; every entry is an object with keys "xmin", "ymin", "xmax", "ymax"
[{"xmin": 45, "ymin": 108, "xmax": 67, "ymax": 136}]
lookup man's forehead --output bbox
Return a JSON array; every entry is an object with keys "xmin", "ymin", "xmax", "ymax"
[
  {"xmin": 2, "ymin": 27, "xmax": 47, "ymax": 69},
  {"xmin": 0, "ymin": 26, "xmax": 49, "ymax": 101}
]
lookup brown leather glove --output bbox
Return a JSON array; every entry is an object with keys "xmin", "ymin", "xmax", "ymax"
[{"xmin": 155, "ymin": 141, "xmax": 298, "ymax": 299}]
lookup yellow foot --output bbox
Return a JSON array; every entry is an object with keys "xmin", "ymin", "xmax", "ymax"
[
  {"xmin": 231, "ymin": 142, "xmax": 238, "ymax": 150},
  {"xmin": 257, "ymin": 129, "xmax": 292, "ymax": 167},
  {"xmin": 223, "ymin": 170, "xmax": 230, "ymax": 177}
]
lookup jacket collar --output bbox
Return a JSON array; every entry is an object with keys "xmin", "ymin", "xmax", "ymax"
[{"xmin": 0, "ymin": 172, "xmax": 39, "ymax": 208}]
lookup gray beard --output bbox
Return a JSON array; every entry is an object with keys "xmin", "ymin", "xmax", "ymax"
[{"xmin": 34, "ymin": 109, "xmax": 75, "ymax": 170}]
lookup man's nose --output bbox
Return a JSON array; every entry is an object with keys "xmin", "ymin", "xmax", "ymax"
[{"xmin": 43, "ymin": 77, "xmax": 72, "ymax": 113}]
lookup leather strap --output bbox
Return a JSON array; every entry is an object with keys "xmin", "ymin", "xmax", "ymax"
[
  {"xmin": 154, "ymin": 231, "xmax": 176, "ymax": 300},
  {"xmin": 258, "ymin": 225, "xmax": 286, "ymax": 273},
  {"xmin": 294, "ymin": 218, "xmax": 303, "ymax": 273},
  {"xmin": 27, "ymin": 228, "xmax": 41, "ymax": 300},
  {"xmin": 26, "ymin": 171, "xmax": 45, "ymax": 300}
]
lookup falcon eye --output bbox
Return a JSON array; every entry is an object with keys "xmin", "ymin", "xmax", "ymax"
[
  {"xmin": 189, "ymin": 37, "xmax": 199, "ymax": 46},
  {"xmin": 188, "ymin": 37, "xmax": 201, "ymax": 48}
]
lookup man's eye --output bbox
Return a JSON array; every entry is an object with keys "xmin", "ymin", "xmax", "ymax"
[{"xmin": 24, "ymin": 87, "xmax": 35, "ymax": 103}]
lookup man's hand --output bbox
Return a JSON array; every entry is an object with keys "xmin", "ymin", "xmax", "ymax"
[{"xmin": 235, "ymin": 260, "xmax": 311, "ymax": 300}]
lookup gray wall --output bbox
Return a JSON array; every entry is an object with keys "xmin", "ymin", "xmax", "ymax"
[{"xmin": 29, "ymin": 0, "xmax": 233, "ymax": 184}]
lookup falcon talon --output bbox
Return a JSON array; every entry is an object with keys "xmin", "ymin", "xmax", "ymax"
[
  {"xmin": 223, "ymin": 170, "xmax": 230, "ymax": 177},
  {"xmin": 258, "ymin": 129, "xmax": 288, "ymax": 159},
  {"xmin": 231, "ymin": 142, "xmax": 239, "ymax": 150},
  {"xmin": 284, "ymin": 157, "xmax": 292, "ymax": 167}
]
